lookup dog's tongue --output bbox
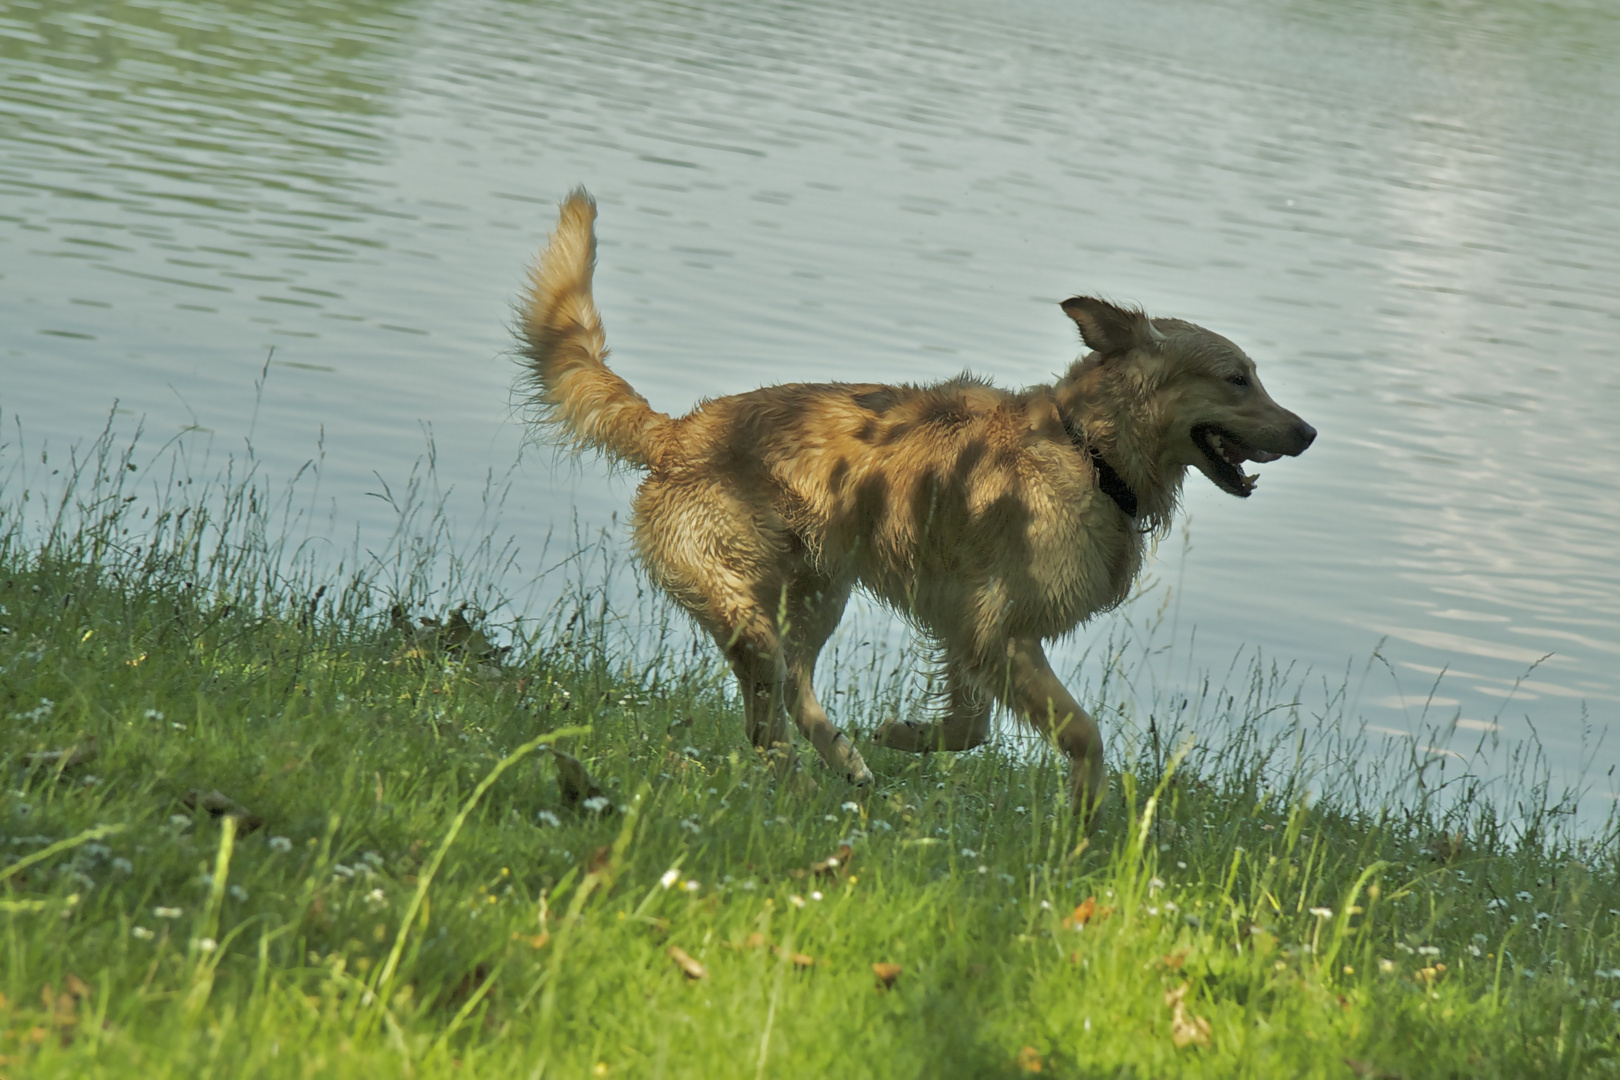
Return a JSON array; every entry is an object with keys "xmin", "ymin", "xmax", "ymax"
[{"xmin": 1242, "ymin": 448, "xmax": 1283, "ymax": 464}]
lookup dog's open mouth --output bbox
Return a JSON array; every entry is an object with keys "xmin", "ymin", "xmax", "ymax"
[{"xmin": 1191, "ymin": 423, "xmax": 1281, "ymax": 497}]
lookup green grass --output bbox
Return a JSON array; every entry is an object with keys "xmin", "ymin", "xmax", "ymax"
[{"xmin": 5, "ymin": 428, "xmax": 1620, "ymax": 1078}]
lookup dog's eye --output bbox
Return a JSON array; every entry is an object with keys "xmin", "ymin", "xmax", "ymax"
[{"xmin": 1226, "ymin": 374, "xmax": 1250, "ymax": 388}]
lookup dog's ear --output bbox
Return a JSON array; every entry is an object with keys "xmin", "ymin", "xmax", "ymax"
[{"xmin": 1060, "ymin": 297, "xmax": 1161, "ymax": 357}]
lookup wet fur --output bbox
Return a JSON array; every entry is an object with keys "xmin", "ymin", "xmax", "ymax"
[{"xmin": 515, "ymin": 189, "xmax": 1315, "ymax": 820}]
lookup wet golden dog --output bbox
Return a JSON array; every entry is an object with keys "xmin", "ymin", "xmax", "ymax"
[{"xmin": 515, "ymin": 189, "xmax": 1315, "ymax": 820}]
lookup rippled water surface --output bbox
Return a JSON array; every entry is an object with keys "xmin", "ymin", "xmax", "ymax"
[{"xmin": 4, "ymin": 0, "xmax": 1618, "ymax": 794}]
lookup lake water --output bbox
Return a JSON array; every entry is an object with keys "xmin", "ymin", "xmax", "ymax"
[{"xmin": 4, "ymin": 0, "xmax": 1618, "ymax": 805}]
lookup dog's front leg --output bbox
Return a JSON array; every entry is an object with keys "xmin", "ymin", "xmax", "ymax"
[
  {"xmin": 1003, "ymin": 638, "xmax": 1107, "ymax": 828},
  {"xmin": 785, "ymin": 658, "xmax": 873, "ymax": 786}
]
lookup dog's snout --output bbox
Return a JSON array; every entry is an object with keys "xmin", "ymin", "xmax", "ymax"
[{"xmin": 1291, "ymin": 419, "xmax": 1317, "ymax": 455}]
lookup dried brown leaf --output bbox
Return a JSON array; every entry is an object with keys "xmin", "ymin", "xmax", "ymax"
[
  {"xmin": 811, "ymin": 844, "xmax": 853, "ymax": 877},
  {"xmin": 1062, "ymin": 896, "xmax": 1111, "ymax": 929},
  {"xmin": 872, "ymin": 962, "xmax": 902, "ymax": 990},
  {"xmin": 549, "ymin": 747, "xmax": 608, "ymax": 810},
  {"xmin": 23, "ymin": 737, "xmax": 98, "ymax": 770},
  {"xmin": 587, "ymin": 845, "xmax": 613, "ymax": 875},
  {"xmin": 1165, "ymin": 982, "xmax": 1212, "ymax": 1049},
  {"xmin": 181, "ymin": 789, "xmax": 264, "ymax": 835},
  {"xmin": 667, "ymin": 945, "xmax": 707, "ymax": 981},
  {"xmin": 1016, "ymin": 1046, "xmax": 1044, "ymax": 1073}
]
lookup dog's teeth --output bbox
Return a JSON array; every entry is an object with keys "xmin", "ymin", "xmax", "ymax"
[{"xmin": 1245, "ymin": 473, "xmax": 1259, "ymax": 485}]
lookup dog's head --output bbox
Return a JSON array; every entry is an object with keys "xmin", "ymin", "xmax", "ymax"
[{"xmin": 1061, "ymin": 296, "xmax": 1315, "ymax": 498}]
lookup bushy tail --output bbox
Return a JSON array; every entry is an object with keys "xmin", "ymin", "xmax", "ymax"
[{"xmin": 515, "ymin": 188, "xmax": 670, "ymax": 469}]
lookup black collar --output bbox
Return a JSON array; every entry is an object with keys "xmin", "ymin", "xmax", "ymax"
[{"xmin": 1058, "ymin": 412, "xmax": 1138, "ymax": 518}]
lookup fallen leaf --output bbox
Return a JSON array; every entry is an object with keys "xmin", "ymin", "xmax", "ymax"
[
  {"xmin": 1413, "ymin": 962, "xmax": 1446, "ymax": 987},
  {"xmin": 391, "ymin": 603, "xmax": 510, "ymax": 666},
  {"xmin": 23, "ymin": 737, "xmax": 98, "ymax": 770},
  {"xmin": 1165, "ymin": 982, "xmax": 1212, "ymax": 1049},
  {"xmin": 743, "ymin": 932, "xmax": 768, "ymax": 949},
  {"xmin": 1062, "ymin": 896, "xmax": 1112, "ymax": 929},
  {"xmin": 1159, "ymin": 949, "xmax": 1189, "ymax": 970},
  {"xmin": 181, "ymin": 789, "xmax": 265, "ymax": 835},
  {"xmin": 1016, "ymin": 1045, "xmax": 1044, "ymax": 1073},
  {"xmin": 872, "ymin": 962, "xmax": 902, "ymax": 990},
  {"xmin": 667, "ymin": 946, "xmax": 707, "ymax": 980},
  {"xmin": 1062, "ymin": 897, "xmax": 1096, "ymax": 929},
  {"xmin": 811, "ymin": 844, "xmax": 853, "ymax": 877},
  {"xmin": 587, "ymin": 845, "xmax": 612, "ymax": 875},
  {"xmin": 549, "ymin": 747, "xmax": 610, "ymax": 811},
  {"xmin": 64, "ymin": 974, "xmax": 90, "ymax": 999},
  {"xmin": 42, "ymin": 985, "xmax": 75, "ymax": 1028},
  {"xmin": 439, "ymin": 963, "xmax": 495, "ymax": 1010},
  {"xmin": 511, "ymin": 931, "xmax": 551, "ymax": 949}
]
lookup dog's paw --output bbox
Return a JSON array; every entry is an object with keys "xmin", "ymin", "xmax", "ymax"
[{"xmin": 873, "ymin": 719, "xmax": 932, "ymax": 753}]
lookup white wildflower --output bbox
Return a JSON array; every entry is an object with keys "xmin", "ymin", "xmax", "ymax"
[
  {"xmin": 789, "ymin": 894, "xmax": 805, "ymax": 908},
  {"xmin": 131, "ymin": 926, "xmax": 155, "ymax": 940},
  {"xmin": 268, "ymin": 836, "xmax": 293, "ymax": 853},
  {"xmin": 153, "ymin": 906, "xmax": 183, "ymax": 919},
  {"xmin": 810, "ymin": 891, "xmax": 824, "ymax": 901},
  {"xmin": 228, "ymin": 884, "xmax": 249, "ymax": 902},
  {"xmin": 196, "ymin": 937, "xmax": 217, "ymax": 953},
  {"xmin": 960, "ymin": 848, "xmax": 978, "ymax": 859},
  {"xmin": 582, "ymin": 796, "xmax": 611, "ymax": 814},
  {"xmin": 1310, "ymin": 907, "xmax": 1334, "ymax": 919},
  {"xmin": 365, "ymin": 888, "xmax": 387, "ymax": 909},
  {"xmin": 1516, "ymin": 891, "xmax": 1533, "ymax": 903},
  {"xmin": 683, "ymin": 879, "xmax": 700, "ymax": 893},
  {"xmin": 536, "ymin": 810, "xmax": 561, "ymax": 828},
  {"xmin": 660, "ymin": 868, "xmax": 680, "ymax": 890},
  {"xmin": 841, "ymin": 801, "xmax": 860, "ymax": 813}
]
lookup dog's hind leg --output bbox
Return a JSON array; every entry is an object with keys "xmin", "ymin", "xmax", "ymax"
[
  {"xmin": 873, "ymin": 657, "xmax": 993, "ymax": 753},
  {"xmin": 726, "ymin": 642, "xmax": 794, "ymax": 769},
  {"xmin": 999, "ymin": 638, "xmax": 1107, "ymax": 827}
]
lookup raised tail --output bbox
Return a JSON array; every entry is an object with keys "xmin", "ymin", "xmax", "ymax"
[{"xmin": 515, "ymin": 188, "xmax": 671, "ymax": 469}]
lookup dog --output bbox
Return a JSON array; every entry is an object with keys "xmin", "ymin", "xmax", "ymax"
[{"xmin": 514, "ymin": 189, "xmax": 1315, "ymax": 821}]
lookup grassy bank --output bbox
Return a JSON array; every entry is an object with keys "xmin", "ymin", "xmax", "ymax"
[{"xmin": 5, "ymin": 436, "xmax": 1620, "ymax": 1078}]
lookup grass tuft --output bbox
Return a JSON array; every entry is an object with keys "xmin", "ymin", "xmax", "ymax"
[{"xmin": 4, "ymin": 425, "xmax": 1620, "ymax": 1077}]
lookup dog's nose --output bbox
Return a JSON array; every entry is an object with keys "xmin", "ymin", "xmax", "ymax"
[{"xmin": 1292, "ymin": 420, "xmax": 1317, "ymax": 454}]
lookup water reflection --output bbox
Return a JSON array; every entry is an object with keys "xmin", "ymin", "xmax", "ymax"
[{"xmin": 2, "ymin": 0, "xmax": 1617, "ymax": 797}]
